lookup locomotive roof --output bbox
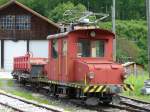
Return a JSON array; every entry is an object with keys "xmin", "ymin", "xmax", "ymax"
[{"xmin": 47, "ymin": 28, "xmax": 115, "ymax": 40}]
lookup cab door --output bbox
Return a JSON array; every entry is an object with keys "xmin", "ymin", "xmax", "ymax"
[
  {"xmin": 61, "ymin": 38, "xmax": 68, "ymax": 82},
  {"xmin": 50, "ymin": 39, "xmax": 59, "ymax": 81}
]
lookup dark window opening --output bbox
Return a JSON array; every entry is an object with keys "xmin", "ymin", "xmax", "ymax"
[
  {"xmin": 77, "ymin": 39, "xmax": 105, "ymax": 57},
  {"xmin": 51, "ymin": 39, "xmax": 58, "ymax": 58}
]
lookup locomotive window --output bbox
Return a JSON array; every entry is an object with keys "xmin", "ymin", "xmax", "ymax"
[
  {"xmin": 91, "ymin": 40, "xmax": 105, "ymax": 57},
  {"xmin": 77, "ymin": 39, "xmax": 105, "ymax": 57},
  {"xmin": 51, "ymin": 39, "xmax": 58, "ymax": 58},
  {"xmin": 62, "ymin": 39, "xmax": 67, "ymax": 56},
  {"xmin": 77, "ymin": 40, "xmax": 90, "ymax": 57}
]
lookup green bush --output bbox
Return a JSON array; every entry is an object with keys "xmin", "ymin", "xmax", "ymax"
[
  {"xmin": 125, "ymin": 74, "xmax": 149, "ymax": 96},
  {"xmin": 100, "ymin": 20, "xmax": 148, "ymax": 68},
  {"xmin": 122, "ymin": 73, "xmax": 150, "ymax": 102}
]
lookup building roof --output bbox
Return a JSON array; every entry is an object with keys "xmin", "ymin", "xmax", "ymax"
[
  {"xmin": 0, "ymin": 0, "xmax": 60, "ymax": 29},
  {"xmin": 122, "ymin": 62, "xmax": 144, "ymax": 68},
  {"xmin": 122, "ymin": 62, "xmax": 135, "ymax": 67},
  {"xmin": 47, "ymin": 28, "xmax": 115, "ymax": 40}
]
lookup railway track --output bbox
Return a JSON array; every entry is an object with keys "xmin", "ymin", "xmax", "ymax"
[
  {"xmin": 31, "ymin": 86, "xmax": 150, "ymax": 112},
  {"xmin": 102, "ymin": 95, "xmax": 150, "ymax": 112},
  {"xmin": 0, "ymin": 91, "xmax": 63, "ymax": 112},
  {"xmin": 119, "ymin": 95, "xmax": 150, "ymax": 112},
  {"xmin": 2, "ymin": 82, "xmax": 150, "ymax": 112},
  {"xmin": 0, "ymin": 102, "xmax": 23, "ymax": 112},
  {"xmin": 69, "ymin": 95, "xmax": 150, "ymax": 112}
]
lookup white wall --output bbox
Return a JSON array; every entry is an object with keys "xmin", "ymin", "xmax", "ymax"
[
  {"xmin": 4, "ymin": 40, "xmax": 27, "ymax": 71},
  {"xmin": 3, "ymin": 40, "xmax": 48, "ymax": 71},
  {"xmin": 29, "ymin": 40, "xmax": 48, "ymax": 58}
]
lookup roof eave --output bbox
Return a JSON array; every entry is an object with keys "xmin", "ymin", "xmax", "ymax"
[
  {"xmin": 47, "ymin": 32, "xmax": 68, "ymax": 40},
  {"xmin": 0, "ymin": 0, "xmax": 60, "ymax": 29}
]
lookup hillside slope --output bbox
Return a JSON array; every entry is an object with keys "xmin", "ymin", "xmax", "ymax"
[{"xmin": 100, "ymin": 20, "xmax": 147, "ymax": 67}]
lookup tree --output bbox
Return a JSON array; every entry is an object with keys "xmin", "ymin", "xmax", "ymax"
[
  {"xmin": 100, "ymin": 20, "xmax": 147, "ymax": 67},
  {"xmin": 0, "ymin": 0, "xmax": 146, "ymax": 20},
  {"xmin": 18, "ymin": 0, "xmax": 49, "ymax": 16},
  {"xmin": 48, "ymin": 1, "xmax": 87, "ymax": 23}
]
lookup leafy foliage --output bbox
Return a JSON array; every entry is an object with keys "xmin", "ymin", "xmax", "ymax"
[
  {"xmin": 48, "ymin": 1, "xmax": 86, "ymax": 23},
  {"xmin": 5, "ymin": 0, "xmax": 146, "ymax": 21},
  {"xmin": 100, "ymin": 20, "xmax": 148, "ymax": 67},
  {"xmin": 123, "ymin": 73, "xmax": 150, "ymax": 102}
]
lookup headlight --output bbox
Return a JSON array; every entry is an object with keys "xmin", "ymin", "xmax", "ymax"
[
  {"xmin": 90, "ymin": 31, "xmax": 96, "ymax": 37},
  {"xmin": 88, "ymin": 72, "xmax": 95, "ymax": 79}
]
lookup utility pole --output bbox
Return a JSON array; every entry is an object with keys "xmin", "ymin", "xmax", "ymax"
[
  {"xmin": 141, "ymin": 0, "xmax": 150, "ymax": 95},
  {"xmin": 147, "ymin": 0, "xmax": 150, "ymax": 79},
  {"xmin": 112, "ymin": 0, "xmax": 116, "ymax": 61}
]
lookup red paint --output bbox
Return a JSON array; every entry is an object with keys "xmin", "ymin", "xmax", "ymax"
[
  {"xmin": 13, "ymin": 53, "xmax": 48, "ymax": 72},
  {"xmin": 47, "ymin": 29, "xmax": 125, "ymax": 85},
  {"xmin": 13, "ymin": 28, "xmax": 125, "ymax": 86}
]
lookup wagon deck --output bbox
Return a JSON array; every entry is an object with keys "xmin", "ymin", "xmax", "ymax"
[{"xmin": 13, "ymin": 53, "xmax": 48, "ymax": 72}]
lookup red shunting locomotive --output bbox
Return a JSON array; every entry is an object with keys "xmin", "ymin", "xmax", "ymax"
[{"xmin": 12, "ymin": 28, "xmax": 132, "ymax": 105}]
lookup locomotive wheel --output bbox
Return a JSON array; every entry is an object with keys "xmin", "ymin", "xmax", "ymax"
[
  {"xmin": 102, "ymin": 100, "xmax": 112, "ymax": 105},
  {"xmin": 18, "ymin": 75, "xmax": 21, "ymax": 82},
  {"xmin": 67, "ymin": 88, "xmax": 76, "ymax": 98},
  {"xmin": 49, "ymin": 85, "xmax": 58, "ymax": 98},
  {"xmin": 112, "ymin": 95, "xmax": 121, "ymax": 104},
  {"xmin": 85, "ymin": 97, "xmax": 99, "ymax": 106}
]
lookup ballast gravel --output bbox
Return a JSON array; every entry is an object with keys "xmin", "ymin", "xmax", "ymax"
[
  {"xmin": 0, "ymin": 104, "xmax": 17, "ymax": 112},
  {"xmin": 0, "ymin": 95, "xmax": 53, "ymax": 112}
]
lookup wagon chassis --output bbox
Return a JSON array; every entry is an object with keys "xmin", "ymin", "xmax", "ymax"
[{"xmin": 12, "ymin": 72, "xmax": 132, "ymax": 106}]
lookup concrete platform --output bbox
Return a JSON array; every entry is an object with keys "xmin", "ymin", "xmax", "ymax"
[{"xmin": 0, "ymin": 72, "xmax": 13, "ymax": 79}]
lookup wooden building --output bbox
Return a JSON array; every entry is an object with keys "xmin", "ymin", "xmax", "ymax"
[
  {"xmin": 122, "ymin": 62, "xmax": 144, "ymax": 76},
  {"xmin": 0, "ymin": 0, "xmax": 60, "ymax": 71}
]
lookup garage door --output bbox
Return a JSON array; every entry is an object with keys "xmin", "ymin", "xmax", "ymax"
[
  {"xmin": 29, "ymin": 40, "xmax": 48, "ymax": 58},
  {"xmin": 4, "ymin": 40, "xmax": 27, "ymax": 71}
]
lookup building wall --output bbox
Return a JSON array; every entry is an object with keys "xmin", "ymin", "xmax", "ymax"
[
  {"xmin": 0, "ymin": 3, "xmax": 58, "ymax": 40},
  {"xmin": 126, "ymin": 64, "xmax": 144, "ymax": 76},
  {"xmin": 0, "ymin": 2, "xmax": 59, "ymax": 71},
  {"xmin": 29, "ymin": 40, "xmax": 48, "ymax": 58},
  {"xmin": 4, "ymin": 40, "xmax": 27, "ymax": 71},
  {"xmin": 2, "ymin": 40, "xmax": 49, "ymax": 71}
]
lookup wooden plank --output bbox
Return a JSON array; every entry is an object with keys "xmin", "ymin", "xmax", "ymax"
[
  {"xmin": 27, "ymin": 40, "xmax": 29, "ymax": 52},
  {"xmin": 1, "ymin": 40, "xmax": 4, "ymax": 69}
]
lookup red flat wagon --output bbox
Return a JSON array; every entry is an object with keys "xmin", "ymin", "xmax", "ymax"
[{"xmin": 12, "ymin": 53, "xmax": 48, "ymax": 81}]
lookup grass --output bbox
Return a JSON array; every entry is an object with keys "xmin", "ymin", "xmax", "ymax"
[
  {"xmin": 0, "ymin": 79, "xmax": 70, "ymax": 111},
  {"xmin": 122, "ymin": 72, "xmax": 150, "ymax": 102},
  {"xmin": 7, "ymin": 79, "xmax": 15, "ymax": 87},
  {"xmin": 9, "ymin": 90, "xmax": 50, "ymax": 104},
  {"xmin": 0, "ymin": 79, "xmax": 53, "ymax": 105},
  {"xmin": 0, "ymin": 81, "xmax": 2, "ymax": 87}
]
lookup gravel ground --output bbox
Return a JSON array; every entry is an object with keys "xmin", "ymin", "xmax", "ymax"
[
  {"xmin": 0, "ymin": 72, "xmax": 13, "ymax": 79},
  {"xmin": 0, "ymin": 74, "xmax": 97, "ymax": 112},
  {"xmin": 0, "ymin": 94, "xmax": 53, "ymax": 112},
  {"xmin": 0, "ymin": 104, "xmax": 17, "ymax": 112}
]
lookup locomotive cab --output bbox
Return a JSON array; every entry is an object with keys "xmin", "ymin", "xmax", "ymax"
[
  {"xmin": 73, "ymin": 29, "xmax": 124, "ymax": 85},
  {"xmin": 47, "ymin": 28, "xmax": 128, "ymax": 104}
]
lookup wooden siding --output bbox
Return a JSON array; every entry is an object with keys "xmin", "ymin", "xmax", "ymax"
[{"xmin": 0, "ymin": 3, "xmax": 59, "ymax": 40}]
